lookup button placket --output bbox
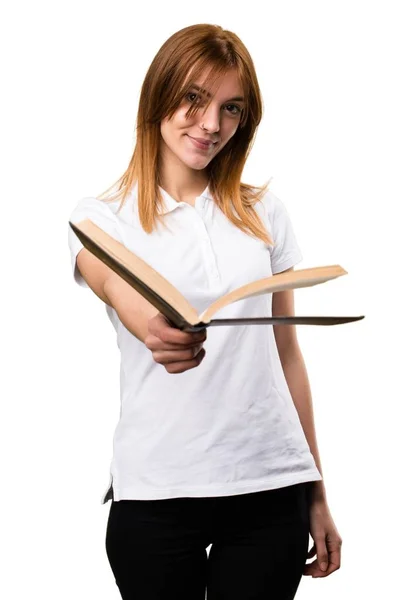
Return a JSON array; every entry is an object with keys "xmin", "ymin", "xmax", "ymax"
[{"xmin": 192, "ymin": 209, "xmax": 220, "ymax": 283}]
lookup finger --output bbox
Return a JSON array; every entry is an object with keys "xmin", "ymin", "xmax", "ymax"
[
  {"xmin": 152, "ymin": 314, "xmax": 207, "ymax": 345},
  {"xmin": 303, "ymin": 559, "xmax": 319, "ymax": 576},
  {"xmin": 153, "ymin": 345, "xmax": 203, "ymax": 365},
  {"xmin": 146, "ymin": 334, "xmax": 205, "ymax": 352},
  {"xmin": 165, "ymin": 348, "xmax": 206, "ymax": 373},
  {"xmin": 160, "ymin": 326, "xmax": 207, "ymax": 346},
  {"xmin": 314, "ymin": 537, "xmax": 329, "ymax": 573},
  {"xmin": 302, "ymin": 536, "xmax": 328, "ymax": 578},
  {"xmin": 303, "ymin": 547, "xmax": 341, "ymax": 578},
  {"xmin": 325, "ymin": 546, "xmax": 341, "ymax": 575},
  {"xmin": 303, "ymin": 559, "xmax": 329, "ymax": 578}
]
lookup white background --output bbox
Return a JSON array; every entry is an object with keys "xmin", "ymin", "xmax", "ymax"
[{"xmin": 2, "ymin": 1, "xmax": 411, "ymax": 598}]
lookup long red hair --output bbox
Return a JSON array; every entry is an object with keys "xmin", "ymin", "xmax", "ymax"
[{"xmin": 97, "ymin": 23, "xmax": 274, "ymax": 245}]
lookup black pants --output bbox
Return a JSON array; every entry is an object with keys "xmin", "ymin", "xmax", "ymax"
[{"xmin": 105, "ymin": 482, "xmax": 311, "ymax": 600}]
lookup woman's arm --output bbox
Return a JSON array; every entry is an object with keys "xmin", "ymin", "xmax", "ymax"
[{"xmin": 271, "ymin": 267, "xmax": 327, "ymax": 504}]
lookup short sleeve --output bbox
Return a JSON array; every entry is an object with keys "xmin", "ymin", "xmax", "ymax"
[
  {"xmin": 265, "ymin": 191, "xmax": 303, "ymax": 274},
  {"xmin": 68, "ymin": 196, "xmax": 124, "ymax": 288}
]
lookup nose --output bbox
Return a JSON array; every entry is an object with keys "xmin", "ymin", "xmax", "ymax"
[{"xmin": 199, "ymin": 103, "xmax": 220, "ymax": 133}]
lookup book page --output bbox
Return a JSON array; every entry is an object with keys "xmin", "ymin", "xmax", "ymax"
[{"xmin": 199, "ymin": 265, "xmax": 347, "ymax": 322}]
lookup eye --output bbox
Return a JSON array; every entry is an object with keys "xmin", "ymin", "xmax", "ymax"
[
  {"xmin": 186, "ymin": 92, "xmax": 202, "ymax": 104},
  {"xmin": 185, "ymin": 92, "xmax": 242, "ymax": 116},
  {"xmin": 225, "ymin": 104, "xmax": 242, "ymax": 116}
]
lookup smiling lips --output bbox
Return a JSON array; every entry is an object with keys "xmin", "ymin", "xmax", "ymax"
[{"xmin": 187, "ymin": 135, "xmax": 216, "ymax": 150}]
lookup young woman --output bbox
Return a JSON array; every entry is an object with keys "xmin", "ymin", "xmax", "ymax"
[{"xmin": 68, "ymin": 23, "xmax": 342, "ymax": 600}]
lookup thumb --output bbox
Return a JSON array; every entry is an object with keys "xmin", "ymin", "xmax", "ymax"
[
  {"xmin": 316, "ymin": 543, "xmax": 329, "ymax": 571},
  {"xmin": 315, "ymin": 539, "xmax": 329, "ymax": 572}
]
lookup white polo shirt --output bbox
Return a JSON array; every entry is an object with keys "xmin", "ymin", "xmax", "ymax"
[{"xmin": 68, "ymin": 182, "xmax": 322, "ymax": 504}]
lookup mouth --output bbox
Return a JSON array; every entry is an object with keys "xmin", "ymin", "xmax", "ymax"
[{"xmin": 187, "ymin": 135, "xmax": 217, "ymax": 150}]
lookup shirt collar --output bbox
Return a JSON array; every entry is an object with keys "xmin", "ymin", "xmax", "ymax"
[
  {"xmin": 130, "ymin": 182, "xmax": 212, "ymax": 215},
  {"xmin": 159, "ymin": 184, "xmax": 212, "ymax": 214}
]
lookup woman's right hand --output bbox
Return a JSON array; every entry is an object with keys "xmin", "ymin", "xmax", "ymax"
[{"xmin": 144, "ymin": 313, "xmax": 207, "ymax": 374}]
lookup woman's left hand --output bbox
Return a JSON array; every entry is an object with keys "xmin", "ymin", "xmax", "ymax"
[{"xmin": 303, "ymin": 498, "xmax": 342, "ymax": 578}]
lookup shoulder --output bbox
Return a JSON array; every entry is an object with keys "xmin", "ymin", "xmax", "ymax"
[
  {"xmin": 252, "ymin": 186, "xmax": 291, "ymax": 224},
  {"xmin": 68, "ymin": 195, "xmax": 125, "ymax": 247},
  {"xmin": 70, "ymin": 195, "xmax": 121, "ymax": 218},
  {"xmin": 259, "ymin": 187, "xmax": 288, "ymax": 211},
  {"xmin": 68, "ymin": 186, "xmax": 138, "ymax": 229},
  {"xmin": 69, "ymin": 196, "xmax": 111, "ymax": 221}
]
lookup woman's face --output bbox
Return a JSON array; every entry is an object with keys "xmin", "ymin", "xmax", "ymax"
[{"xmin": 160, "ymin": 68, "xmax": 245, "ymax": 172}]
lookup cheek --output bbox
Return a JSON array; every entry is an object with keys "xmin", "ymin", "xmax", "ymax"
[
  {"xmin": 161, "ymin": 119, "xmax": 183, "ymax": 147},
  {"xmin": 160, "ymin": 119, "xmax": 172, "ymax": 139},
  {"xmin": 161, "ymin": 111, "xmax": 184, "ymax": 132},
  {"xmin": 173, "ymin": 106, "xmax": 192, "ymax": 127},
  {"xmin": 223, "ymin": 121, "xmax": 240, "ymax": 141}
]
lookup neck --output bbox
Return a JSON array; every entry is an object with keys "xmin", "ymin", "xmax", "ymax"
[{"xmin": 159, "ymin": 147, "xmax": 209, "ymax": 204}]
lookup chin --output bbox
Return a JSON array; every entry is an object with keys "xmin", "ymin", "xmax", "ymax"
[
  {"xmin": 183, "ymin": 160, "xmax": 208, "ymax": 171},
  {"xmin": 179, "ymin": 153, "xmax": 210, "ymax": 170}
]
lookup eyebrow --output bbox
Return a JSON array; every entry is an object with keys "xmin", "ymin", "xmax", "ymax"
[{"xmin": 191, "ymin": 84, "xmax": 245, "ymax": 103}]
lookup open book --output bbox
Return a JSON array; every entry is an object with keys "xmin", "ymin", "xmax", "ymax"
[{"xmin": 69, "ymin": 219, "xmax": 364, "ymax": 332}]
